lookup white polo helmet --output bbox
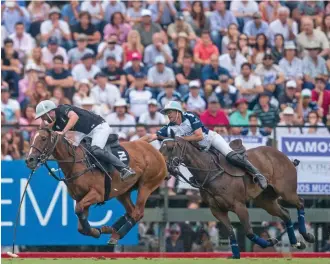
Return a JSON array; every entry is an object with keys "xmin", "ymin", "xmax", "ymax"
[
  {"xmin": 35, "ymin": 100, "xmax": 57, "ymax": 119},
  {"xmin": 160, "ymin": 101, "xmax": 183, "ymax": 115}
]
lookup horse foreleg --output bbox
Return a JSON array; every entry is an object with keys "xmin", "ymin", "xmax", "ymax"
[
  {"xmin": 210, "ymin": 207, "xmax": 240, "ymax": 259},
  {"xmin": 234, "ymin": 203, "xmax": 278, "ymax": 249},
  {"xmin": 75, "ymin": 189, "xmax": 103, "ymax": 239}
]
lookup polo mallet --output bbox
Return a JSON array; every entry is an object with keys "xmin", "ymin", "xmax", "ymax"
[{"xmin": 7, "ymin": 170, "xmax": 35, "ymax": 258}]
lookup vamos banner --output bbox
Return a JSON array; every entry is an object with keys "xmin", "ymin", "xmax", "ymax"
[{"xmin": 277, "ymin": 135, "xmax": 330, "ymax": 195}]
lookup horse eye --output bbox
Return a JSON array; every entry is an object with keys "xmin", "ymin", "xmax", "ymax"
[{"xmin": 41, "ymin": 137, "xmax": 46, "ymax": 141}]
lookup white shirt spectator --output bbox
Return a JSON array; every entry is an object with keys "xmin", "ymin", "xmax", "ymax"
[
  {"xmin": 68, "ymin": 47, "xmax": 94, "ymax": 66},
  {"xmin": 9, "ymin": 32, "xmax": 35, "ymax": 58},
  {"xmin": 274, "ymin": 121, "xmax": 301, "ymax": 137},
  {"xmin": 97, "ymin": 42, "xmax": 123, "ymax": 68},
  {"xmin": 235, "ymin": 74, "xmax": 262, "ymax": 103},
  {"xmin": 219, "ymin": 53, "xmax": 247, "ymax": 78},
  {"xmin": 144, "ymin": 44, "xmax": 173, "ymax": 67},
  {"xmin": 71, "ymin": 64, "xmax": 100, "ymax": 81},
  {"xmin": 91, "ymin": 83, "xmax": 121, "ymax": 111},
  {"xmin": 278, "ymin": 57, "xmax": 303, "ymax": 80},
  {"xmin": 303, "ymin": 123, "xmax": 329, "ymax": 136},
  {"xmin": 147, "ymin": 66, "xmax": 175, "ymax": 85},
  {"xmin": 106, "ymin": 112, "xmax": 136, "ymax": 136},
  {"xmin": 183, "ymin": 93, "xmax": 207, "ymax": 113},
  {"xmin": 41, "ymin": 46, "xmax": 69, "ymax": 67},
  {"xmin": 1, "ymin": 25, "xmax": 8, "ymax": 47},
  {"xmin": 81, "ymin": 1, "xmax": 103, "ymax": 24},
  {"xmin": 268, "ymin": 19, "xmax": 298, "ymax": 45},
  {"xmin": 139, "ymin": 111, "xmax": 166, "ymax": 125},
  {"xmin": 40, "ymin": 20, "xmax": 71, "ymax": 41},
  {"xmin": 1, "ymin": 98, "xmax": 20, "ymax": 123},
  {"xmin": 126, "ymin": 89, "xmax": 153, "ymax": 117},
  {"xmin": 230, "ymin": 0, "xmax": 259, "ymax": 24}
]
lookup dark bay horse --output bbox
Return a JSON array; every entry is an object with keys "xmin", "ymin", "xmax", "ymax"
[
  {"xmin": 25, "ymin": 128, "xmax": 167, "ymax": 244},
  {"xmin": 159, "ymin": 137, "xmax": 315, "ymax": 259}
]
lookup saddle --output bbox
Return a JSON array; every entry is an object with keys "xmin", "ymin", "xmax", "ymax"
[{"xmin": 81, "ymin": 134, "xmax": 130, "ymax": 173}]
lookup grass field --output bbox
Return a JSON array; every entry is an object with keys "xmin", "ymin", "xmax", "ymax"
[{"xmin": 2, "ymin": 259, "xmax": 330, "ymax": 264}]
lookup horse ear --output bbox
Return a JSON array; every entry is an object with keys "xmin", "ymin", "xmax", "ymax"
[{"xmin": 170, "ymin": 129, "xmax": 175, "ymax": 139}]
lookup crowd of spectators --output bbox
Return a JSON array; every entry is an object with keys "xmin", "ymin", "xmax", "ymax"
[{"xmin": 1, "ymin": 0, "xmax": 330, "ymax": 162}]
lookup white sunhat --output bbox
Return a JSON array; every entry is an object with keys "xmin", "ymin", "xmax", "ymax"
[
  {"xmin": 286, "ymin": 80, "xmax": 297, "ymax": 88},
  {"xmin": 114, "ymin": 98, "xmax": 128, "ymax": 108},
  {"xmin": 282, "ymin": 106, "xmax": 295, "ymax": 115}
]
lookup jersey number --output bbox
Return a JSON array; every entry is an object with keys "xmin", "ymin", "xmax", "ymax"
[{"xmin": 118, "ymin": 151, "xmax": 128, "ymax": 161}]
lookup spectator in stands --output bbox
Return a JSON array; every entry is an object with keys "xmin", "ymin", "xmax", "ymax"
[
  {"xmin": 278, "ymin": 80, "xmax": 300, "ymax": 111},
  {"xmin": 182, "ymin": 80, "xmax": 207, "ymax": 116},
  {"xmin": 268, "ymin": 6, "xmax": 298, "ymax": 45},
  {"xmin": 139, "ymin": 99, "xmax": 166, "ymax": 125},
  {"xmin": 320, "ymin": 14, "xmax": 330, "ymax": 43},
  {"xmin": 166, "ymin": 224, "xmax": 184, "ymax": 252},
  {"xmin": 104, "ymin": 12, "xmax": 131, "ymax": 45},
  {"xmin": 126, "ymin": 1, "xmax": 143, "ymax": 26},
  {"xmin": 243, "ymin": 12, "xmax": 269, "ymax": 45},
  {"xmin": 68, "ymin": 34, "xmax": 94, "ymax": 68},
  {"xmin": 40, "ymin": 7, "xmax": 73, "ymax": 50},
  {"xmin": 255, "ymin": 53, "xmax": 285, "ymax": 99},
  {"xmin": 235, "ymin": 62, "xmax": 263, "ymax": 108},
  {"xmin": 147, "ymin": 56, "xmax": 175, "ymax": 98},
  {"xmin": 219, "ymin": 42, "xmax": 247, "ymax": 78},
  {"xmin": 238, "ymin": 33, "xmax": 252, "ymax": 59},
  {"xmin": 298, "ymin": 1, "xmax": 324, "ymax": 26},
  {"xmin": 302, "ymin": 42, "xmax": 329, "ymax": 87},
  {"xmin": 144, "ymin": 32, "xmax": 173, "ymax": 68},
  {"xmin": 175, "ymin": 54, "xmax": 199, "ymax": 96},
  {"xmin": 101, "ymin": 55, "xmax": 127, "ymax": 94},
  {"xmin": 104, "ymin": 0, "xmax": 126, "ymax": 24},
  {"xmin": 122, "ymin": 30, "xmax": 144, "ymax": 65},
  {"xmin": 241, "ymin": 114, "xmax": 268, "ymax": 136},
  {"xmin": 230, "ymin": 98, "xmax": 253, "ymax": 134},
  {"xmin": 172, "ymin": 32, "xmax": 192, "ymax": 67},
  {"xmin": 303, "ymin": 111, "xmax": 329, "ymax": 136},
  {"xmin": 250, "ymin": 33, "xmax": 270, "ymax": 66},
  {"xmin": 18, "ymin": 63, "xmax": 40, "ymax": 107},
  {"xmin": 106, "ymin": 98, "xmax": 136, "ymax": 138},
  {"xmin": 27, "ymin": 0, "xmax": 51, "ymax": 37},
  {"xmin": 312, "ymin": 76, "xmax": 330, "ymax": 121},
  {"xmin": 61, "ymin": 0, "xmax": 80, "ymax": 27},
  {"xmin": 125, "ymin": 52, "xmax": 147, "ymax": 87},
  {"xmin": 41, "ymin": 37, "xmax": 69, "ymax": 70},
  {"xmin": 200, "ymin": 96, "xmax": 229, "ymax": 134},
  {"xmin": 80, "ymin": 0, "xmax": 104, "ymax": 29},
  {"xmin": 50, "ymin": 86, "xmax": 71, "ymax": 105},
  {"xmin": 180, "ymin": 0, "xmax": 211, "ymax": 13},
  {"xmin": 202, "ymin": 54, "xmax": 231, "ymax": 96},
  {"xmin": 167, "ymin": 12, "xmax": 196, "ymax": 44},
  {"xmin": 1, "ymin": 87, "xmax": 20, "ymax": 124},
  {"xmin": 45, "ymin": 55, "xmax": 74, "ymax": 100},
  {"xmin": 148, "ymin": 1, "xmax": 177, "ymax": 27},
  {"xmin": 279, "ymin": 42, "xmax": 303, "ymax": 89},
  {"xmin": 3, "ymin": 130, "xmax": 28, "ymax": 160},
  {"xmin": 91, "ymin": 72, "xmax": 121, "ymax": 115},
  {"xmin": 230, "ymin": 0, "xmax": 259, "ymax": 27},
  {"xmin": 209, "ymin": 0, "xmax": 238, "ymax": 52},
  {"xmin": 130, "ymin": 123, "xmax": 161, "ymax": 149},
  {"xmin": 157, "ymin": 83, "xmax": 182, "ymax": 108},
  {"xmin": 126, "ymin": 72, "xmax": 152, "ymax": 117},
  {"xmin": 275, "ymin": 106, "xmax": 301, "ymax": 136},
  {"xmin": 296, "ymin": 16, "xmax": 330, "ymax": 57},
  {"xmin": 193, "ymin": 30, "xmax": 219, "ymax": 66},
  {"xmin": 192, "ymin": 228, "xmax": 214, "ymax": 252},
  {"xmin": 1, "ymin": 38, "xmax": 21, "ymax": 97},
  {"xmin": 253, "ymin": 92, "xmax": 280, "ymax": 134},
  {"xmin": 185, "ymin": 1, "xmax": 210, "ymax": 37},
  {"xmin": 19, "ymin": 104, "xmax": 41, "ymax": 141},
  {"xmin": 134, "ymin": 9, "xmax": 162, "ymax": 47},
  {"xmin": 271, "ymin": 34, "xmax": 284, "ymax": 64},
  {"xmin": 72, "ymin": 79, "xmax": 92, "ymax": 108},
  {"xmin": 30, "ymin": 80, "xmax": 50, "ymax": 106},
  {"xmin": 72, "ymin": 53, "xmax": 100, "ymax": 83},
  {"xmin": 72, "ymin": 11, "xmax": 101, "ymax": 53},
  {"xmin": 9, "ymin": 22, "xmax": 35, "ymax": 62},
  {"xmin": 27, "ymin": 47, "xmax": 46, "ymax": 75},
  {"xmin": 221, "ymin": 23, "xmax": 240, "ymax": 54},
  {"xmin": 213, "ymin": 74, "xmax": 240, "ymax": 114},
  {"xmin": 1, "ymin": 0, "xmax": 30, "ymax": 35},
  {"xmin": 96, "ymin": 34, "xmax": 123, "ymax": 68}
]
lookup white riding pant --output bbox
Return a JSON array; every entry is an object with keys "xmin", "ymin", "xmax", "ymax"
[
  {"xmin": 207, "ymin": 130, "xmax": 233, "ymax": 156},
  {"xmin": 73, "ymin": 122, "xmax": 112, "ymax": 148}
]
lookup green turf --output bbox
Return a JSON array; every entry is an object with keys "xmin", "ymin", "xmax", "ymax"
[{"xmin": 2, "ymin": 258, "xmax": 329, "ymax": 264}]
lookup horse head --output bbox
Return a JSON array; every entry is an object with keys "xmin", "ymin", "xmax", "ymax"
[{"xmin": 25, "ymin": 128, "xmax": 60, "ymax": 170}]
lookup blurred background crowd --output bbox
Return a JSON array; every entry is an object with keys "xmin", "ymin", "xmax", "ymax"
[{"xmin": 1, "ymin": 0, "xmax": 330, "ymax": 253}]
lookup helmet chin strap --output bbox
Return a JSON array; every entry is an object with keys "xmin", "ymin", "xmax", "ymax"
[
  {"xmin": 46, "ymin": 113, "xmax": 54, "ymax": 123},
  {"xmin": 174, "ymin": 111, "xmax": 180, "ymax": 124}
]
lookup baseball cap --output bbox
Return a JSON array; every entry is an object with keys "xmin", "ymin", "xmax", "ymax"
[
  {"xmin": 189, "ymin": 80, "xmax": 200, "ymax": 88},
  {"xmin": 131, "ymin": 52, "xmax": 142, "ymax": 60},
  {"xmin": 94, "ymin": 72, "xmax": 108, "ymax": 79},
  {"xmin": 235, "ymin": 98, "xmax": 248, "ymax": 106},
  {"xmin": 148, "ymin": 99, "xmax": 158, "ymax": 106},
  {"xmin": 81, "ymin": 97, "xmax": 95, "ymax": 106},
  {"xmin": 175, "ymin": 12, "xmax": 184, "ymax": 20},
  {"xmin": 208, "ymin": 96, "xmax": 219, "ymax": 104},
  {"xmin": 134, "ymin": 72, "xmax": 146, "ymax": 79},
  {"xmin": 282, "ymin": 107, "xmax": 294, "ymax": 115},
  {"xmin": 259, "ymin": 91, "xmax": 272, "ymax": 97},
  {"xmin": 219, "ymin": 74, "xmax": 229, "ymax": 82},
  {"xmin": 49, "ymin": 6, "xmax": 61, "ymax": 16},
  {"xmin": 301, "ymin": 89, "xmax": 312, "ymax": 98},
  {"xmin": 252, "ymin": 12, "xmax": 262, "ymax": 19},
  {"xmin": 114, "ymin": 98, "xmax": 128, "ymax": 107},
  {"xmin": 286, "ymin": 80, "xmax": 297, "ymax": 88},
  {"xmin": 141, "ymin": 9, "xmax": 152, "ymax": 17},
  {"xmin": 76, "ymin": 34, "xmax": 88, "ymax": 41},
  {"xmin": 48, "ymin": 37, "xmax": 58, "ymax": 45},
  {"xmin": 284, "ymin": 41, "xmax": 296, "ymax": 50},
  {"xmin": 155, "ymin": 56, "xmax": 165, "ymax": 64},
  {"xmin": 81, "ymin": 53, "xmax": 94, "ymax": 60},
  {"xmin": 106, "ymin": 54, "xmax": 116, "ymax": 61}
]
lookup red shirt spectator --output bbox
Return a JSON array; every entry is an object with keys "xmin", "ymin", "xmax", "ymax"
[
  {"xmin": 193, "ymin": 30, "xmax": 219, "ymax": 65},
  {"xmin": 200, "ymin": 97, "xmax": 229, "ymax": 130},
  {"xmin": 311, "ymin": 77, "xmax": 330, "ymax": 117}
]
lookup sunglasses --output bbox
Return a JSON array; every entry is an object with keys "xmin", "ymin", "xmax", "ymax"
[
  {"xmin": 170, "ymin": 231, "xmax": 179, "ymax": 235},
  {"xmin": 228, "ymin": 48, "xmax": 237, "ymax": 51},
  {"xmin": 108, "ymin": 42, "xmax": 116, "ymax": 45},
  {"xmin": 220, "ymin": 79, "xmax": 228, "ymax": 83}
]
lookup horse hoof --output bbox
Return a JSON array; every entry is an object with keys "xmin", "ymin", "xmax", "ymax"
[
  {"xmin": 267, "ymin": 238, "xmax": 279, "ymax": 246},
  {"xmin": 294, "ymin": 241, "xmax": 306, "ymax": 250},
  {"xmin": 303, "ymin": 233, "xmax": 315, "ymax": 243}
]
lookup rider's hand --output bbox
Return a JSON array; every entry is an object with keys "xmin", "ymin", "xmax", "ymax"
[{"xmin": 55, "ymin": 131, "xmax": 66, "ymax": 136}]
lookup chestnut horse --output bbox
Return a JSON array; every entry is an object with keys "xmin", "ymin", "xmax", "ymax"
[
  {"xmin": 25, "ymin": 128, "xmax": 167, "ymax": 244},
  {"xmin": 159, "ymin": 136, "xmax": 315, "ymax": 259}
]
